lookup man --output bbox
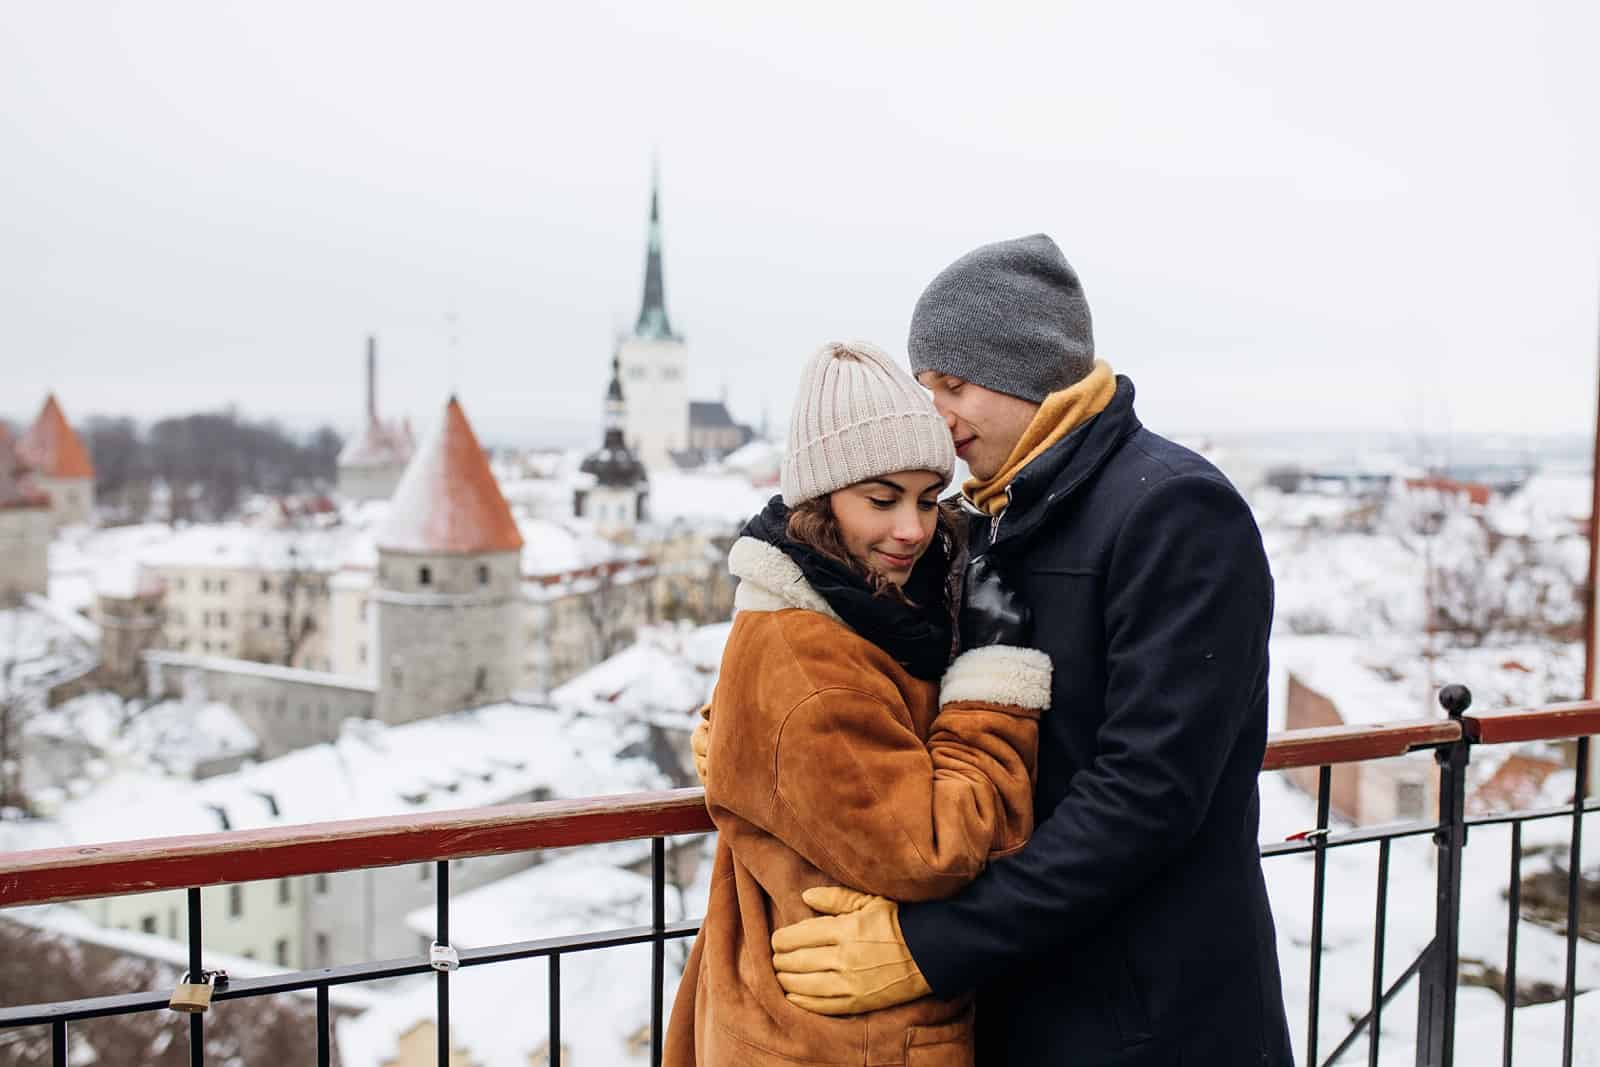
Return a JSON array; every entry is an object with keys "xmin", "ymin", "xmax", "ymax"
[{"xmin": 767, "ymin": 234, "xmax": 1295, "ymax": 1064}]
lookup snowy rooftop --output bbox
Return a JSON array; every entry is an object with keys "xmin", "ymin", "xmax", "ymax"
[
  {"xmin": 549, "ymin": 623, "xmax": 729, "ymax": 723},
  {"xmin": 0, "ymin": 702, "xmax": 671, "ymax": 854}
]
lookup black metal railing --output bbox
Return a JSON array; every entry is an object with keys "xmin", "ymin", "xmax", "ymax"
[{"xmin": 0, "ymin": 692, "xmax": 1594, "ymax": 1067}]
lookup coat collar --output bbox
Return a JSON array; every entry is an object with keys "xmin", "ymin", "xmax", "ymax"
[
  {"xmin": 984, "ymin": 374, "xmax": 1143, "ymax": 555},
  {"xmin": 727, "ymin": 536, "xmax": 842, "ymax": 621}
]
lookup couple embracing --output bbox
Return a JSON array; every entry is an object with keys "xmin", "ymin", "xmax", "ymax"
[{"xmin": 666, "ymin": 235, "xmax": 1295, "ymax": 1066}]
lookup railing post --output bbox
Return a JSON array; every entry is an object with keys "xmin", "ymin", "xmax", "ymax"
[{"xmin": 1417, "ymin": 684, "xmax": 1471, "ymax": 1067}]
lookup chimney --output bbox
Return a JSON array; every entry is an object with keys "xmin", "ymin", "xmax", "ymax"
[{"xmin": 366, "ymin": 335, "xmax": 377, "ymax": 422}]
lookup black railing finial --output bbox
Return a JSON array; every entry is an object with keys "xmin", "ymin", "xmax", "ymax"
[{"xmin": 1438, "ymin": 684, "xmax": 1472, "ymax": 719}]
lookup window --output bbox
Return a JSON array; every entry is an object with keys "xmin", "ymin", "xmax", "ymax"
[
  {"xmin": 391, "ymin": 666, "xmax": 403, "ymax": 690},
  {"xmin": 359, "ymin": 643, "xmax": 367, "ymax": 665},
  {"xmin": 260, "ymin": 578, "xmax": 271, "ymax": 594},
  {"xmin": 202, "ymin": 579, "xmax": 211, "ymax": 593},
  {"xmin": 201, "ymin": 611, "xmax": 211, "ymax": 627},
  {"xmin": 419, "ymin": 864, "xmax": 431, "ymax": 882},
  {"xmin": 418, "ymin": 565, "xmax": 432, "ymax": 586},
  {"xmin": 261, "ymin": 613, "xmax": 271, "ymax": 628},
  {"xmin": 314, "ymin": 874, "xmax": 329, "ymax": 895},
  {"xmin": 219, "ymin": 579, "xmax": 228, "ymax": 594},
  {"xmin": 228, "ymin": 885, "xmax": 243, "ymax": 918},
  {"xmin": 474, "ymin": 666, "xmax": 487, "ymax": 692},
  {"xmin": 168, "ymin": 909, "xmax": 177, "ymax": 938},
  {"xmin": 141, "ymin": 915, "xmax": 157, "ymax": 934},
  {"xmin": 275, "ymin": 939, "xmax": 289, "ymax": 967},
  {"xmin": 218, "ymin": 611, "xmax": 228, "ymax": 628},
  {"xmin": 316, "ymin": 933, "xmax": 330, "ymax": 967},
  {"xmin": 1396, "ymin": 780, "xmax": 1426, "ymax": 820},
  {"xmin": 173, "ymin": 577, "xmax": 185, "ymax": 592},
  {"xmin": 477, "ymin": 564, "xmax": 489, "ymax": 586},
  {"xmin": 278, "ymin": 878, "xmax": 291, "ymax": 905}
]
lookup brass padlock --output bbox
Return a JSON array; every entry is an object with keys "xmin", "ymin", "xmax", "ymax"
[{"xmin": 169, "ymin": 970, "xmax": 217, "ymax": 1013}]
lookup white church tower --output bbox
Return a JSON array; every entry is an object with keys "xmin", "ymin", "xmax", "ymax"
[
  {"xmin": 615, "ymin": 163, "xmax": 689, "ymax": 469},
  {"xmin": 575, "ymin": 354, "xmax": 649, "ymax": 536}
]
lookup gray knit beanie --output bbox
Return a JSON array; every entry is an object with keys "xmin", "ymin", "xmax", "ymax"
[
  {"xmin": 907, "ymin": 233, "xmax": 1094, "ymax": 403},
  {"xmin": 781, "ymin": 341, "xmax": 956, "ymax": 507}
]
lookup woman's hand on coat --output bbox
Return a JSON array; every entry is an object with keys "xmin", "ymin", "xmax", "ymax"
[{"xmin": 691, "ymin": 705, "xmax": 711, "ymax": 789}]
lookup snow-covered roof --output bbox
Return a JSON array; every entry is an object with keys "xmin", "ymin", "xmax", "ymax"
[
  {"xmin": 0, "ymin": 702, "xmax": 671, "ymax": 853},
  {"xmin": 377, "ymin": 398, "xmax": 524, "ymax": 555},
  {"xmin": 26, "ymin": 693, "xmax": 259, "ymax": 784},
  {"xmin": 550, "ymin": 623, "xmax": 729, "ymax": 721}
]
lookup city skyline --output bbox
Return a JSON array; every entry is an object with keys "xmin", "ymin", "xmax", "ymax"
[{"xmin": 4, "ymin": 2, "xmax": 1599, "ymax": 440}]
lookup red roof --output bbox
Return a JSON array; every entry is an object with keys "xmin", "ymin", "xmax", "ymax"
[
  {"xmin": 19, "ymin": 394, "xmax": 94, "ymax": 480},
  {"xmin": 377, "ymin": 397, "xmax": 524, "ymax": 555}
]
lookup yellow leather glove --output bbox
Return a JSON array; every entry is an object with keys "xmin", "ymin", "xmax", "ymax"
[
  {"xmin": 690, "ymin": 707, "xmax": 710, "ymax": 790},
  {"xmin": 770, "ymin": 886, "xmax": 931, "ymax": 1015}
]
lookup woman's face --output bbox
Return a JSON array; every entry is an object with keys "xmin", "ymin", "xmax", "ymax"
[{"xmin": 827, "ymin": 470, "xmax": 945, "ymax": 588}]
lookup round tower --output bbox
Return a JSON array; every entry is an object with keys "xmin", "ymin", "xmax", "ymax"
[
  {"xmin": 373, "ymin": 396, "xmax": 524, "ymax": 726},
  {"xmin": 18, "ymin": 394, "xmax": 95, "ymax": 530}
]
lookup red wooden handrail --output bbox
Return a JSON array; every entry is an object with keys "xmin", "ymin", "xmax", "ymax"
[{"xmin": 0, "ymin": 704, "xmax": 1592, "ymax": 910}]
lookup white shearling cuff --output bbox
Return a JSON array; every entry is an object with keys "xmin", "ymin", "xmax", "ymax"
[{"xmin": 939, "ymin": 645, "xmax": 1053, "ymax": 710}]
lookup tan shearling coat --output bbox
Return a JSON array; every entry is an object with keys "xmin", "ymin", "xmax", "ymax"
[{"xmin": 664, "ymin": 537, "xmax": 1052, "ymax": 1066}]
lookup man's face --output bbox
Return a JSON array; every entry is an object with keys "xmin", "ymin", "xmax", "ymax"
[{"xmin": 916, "ymin": 372, "xmax": 1040, "ymax": 482}]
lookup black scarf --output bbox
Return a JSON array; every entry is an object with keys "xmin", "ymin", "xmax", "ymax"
[{"xmin": 740, "ymin": 496, "xmax": 954, "ymax": 681}]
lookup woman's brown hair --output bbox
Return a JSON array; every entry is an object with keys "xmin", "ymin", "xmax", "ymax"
[{"xmin": 786, "ymin": 495, "xmax": 965, "ymax": 607}]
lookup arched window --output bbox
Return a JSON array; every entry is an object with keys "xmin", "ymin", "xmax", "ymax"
[{"xmin": 418, "ymin": 565, "xmax": 431, "ymax": 586}]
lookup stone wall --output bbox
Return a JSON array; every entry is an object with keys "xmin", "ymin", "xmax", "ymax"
[
  {"xmin": 0, "ymin": 506, "xmax": 50, "ymax": 604},
  {"xmin": 144, "ymin": 651, "xmax": 376, "ymax": 759}
]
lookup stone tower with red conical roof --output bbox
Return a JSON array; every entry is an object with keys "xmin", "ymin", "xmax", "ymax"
[
  {"xmin": 373, "ymin": 396, "xmax": 524, "ymax": 725},
  {"xmin": 18, "ymin": 394, "xmax": 95, "ymax": 529},
  {"xmin": 0, "ymin": 424, "xmax": 52, "ymax": 604}
]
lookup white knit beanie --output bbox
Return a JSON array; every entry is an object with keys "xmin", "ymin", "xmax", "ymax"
[{"xmin": 781, "ymin": 340, "xmax": 956, "ymax": 507}]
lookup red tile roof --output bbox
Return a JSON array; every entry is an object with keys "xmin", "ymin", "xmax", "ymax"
[
  {"xmin": 377, "ymin": 397, "xmax": 524, "ymax": 555},
  {"xmin": 19, "ymin": 394, "xmax": 94, "ymax": 480}
]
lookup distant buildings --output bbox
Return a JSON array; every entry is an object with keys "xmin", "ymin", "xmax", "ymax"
[
  {"xmin": 575, "ymin": 356, "xmax": 649, "ymax": 535},
  {"xmin": 337, "ymin": 336, "xmax": 415, "ymax": 502}
]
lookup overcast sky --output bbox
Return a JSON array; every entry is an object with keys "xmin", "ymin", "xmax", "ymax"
[{"xmin": 4, "ymin": 2, "xmax": 1598, "ymax": 447}]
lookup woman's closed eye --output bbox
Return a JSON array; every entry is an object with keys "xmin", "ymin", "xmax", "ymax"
[{"xmin": 868, "ymin": 497, "xmax": 896, "ymax": 509}]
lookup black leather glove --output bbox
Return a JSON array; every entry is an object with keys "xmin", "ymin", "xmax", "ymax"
[{"xmin": 959, "ymin": 554, "xmax": 1032, "ymax": 650}]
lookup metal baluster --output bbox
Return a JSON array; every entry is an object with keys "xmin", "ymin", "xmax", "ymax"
[
  {"xmin": 651, "ymin": 837, "xmax": 666, "ymax": 1067},
  {"xmin": 1309, "ymin": 764, "xmax": 1331, "ymax": 1067},
  {"xmin": 437, "ymin": 861, "xmax": 450, "ymax": 1067},
  {"xmin": 1502, "ymin": 823, "xmax": 1521, "ymax": 1067},
  {"xmin": 51, "ymin": 1019, "xmax": 65, "ymax": 1067},
  {"xmin": 1562, "ymin": 736, "xmax": 1588, "ymax": 1067},
  {"xmin": 1418, "ymin": 684, "xmax": 1472, "ymax": 1067},
  {"xmin": 1368, "ymin": 838, "xmax": 1391, "ymax": 1067},
  {"xmin": 549, "ymin": 953, "xmax": 561, "ymax": 1067},
  {"xmin": 316, "ymin": 984, "xmax": 330, "ymax": 1067},
  {"xmin": 188, "ymin": 887, "xmax": 204, "ymax": 1067}
]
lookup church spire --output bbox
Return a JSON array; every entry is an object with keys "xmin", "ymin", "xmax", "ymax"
[{"xmin": 634, "ymin": 159, "xmax": 676, "ymax": 341}]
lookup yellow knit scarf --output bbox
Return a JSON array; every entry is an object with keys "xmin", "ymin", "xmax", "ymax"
[{"xmin": 963, "ymin": 360, "xmax": 1117, "ymax": 517}]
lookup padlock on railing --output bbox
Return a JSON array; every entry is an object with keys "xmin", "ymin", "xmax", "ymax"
[{"xmin": 169, "ymin": 969, "xmax": 226, "ymax": 1013}]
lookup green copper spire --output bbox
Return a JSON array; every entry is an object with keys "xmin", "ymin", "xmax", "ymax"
[{"xmin": 634, "ymin": 159, "xmax": 677, "ymax": 341}]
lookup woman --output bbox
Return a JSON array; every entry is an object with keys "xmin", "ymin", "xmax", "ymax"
[{"xmin": 664, "ymin": 341, "xmax": 1052, "ymax": 1066}]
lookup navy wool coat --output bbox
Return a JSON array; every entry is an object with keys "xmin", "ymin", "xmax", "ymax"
[{"xmin": 899, "ymin": 376, "xmax": 1296, "ymax": 1066}]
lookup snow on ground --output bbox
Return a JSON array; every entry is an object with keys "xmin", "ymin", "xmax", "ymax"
[
  {"xmin": 1259, "ymin": 767, "xmax": 1599, "ymax": 1066},
  {"xmin": 0, "ymin": 605, "xmax": 96, "ymax": 688}
]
